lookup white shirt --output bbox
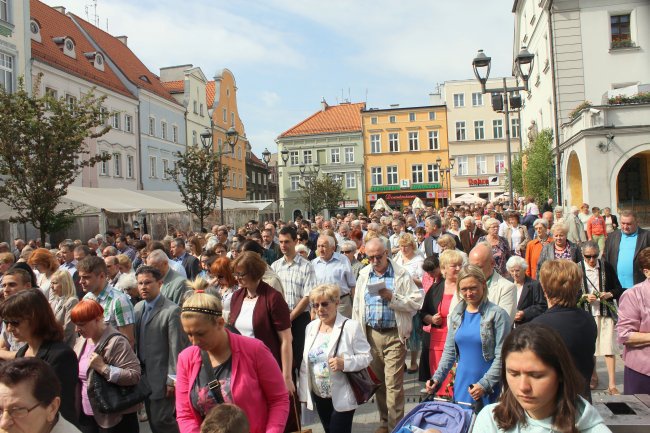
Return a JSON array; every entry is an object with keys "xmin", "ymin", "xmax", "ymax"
[
  {"xmin": 234, "ymin": 297, "xmax": 257, "ymax": 337},
  {"xmin": 584, "ymin": 262, "xmax": 601, "ymax": 316}
]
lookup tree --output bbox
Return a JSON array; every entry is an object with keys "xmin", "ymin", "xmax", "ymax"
[
  {"xmin": 167, "ymin": 145, "xmax": 229, "ymax": 230},
  {"xmin": 510, "ymin": 152, "xmax": 524, "ymax": 197},
  {"xmin": 0, "ymin": 76, "xmax": 111, "ymax": 243},
  {"xmin": 299, "ymin": 174, "xmax": 346, "ymax": 217},
  {"xmin": 520, "ymin": 128, "xmax": 555, "ymax": 204}
]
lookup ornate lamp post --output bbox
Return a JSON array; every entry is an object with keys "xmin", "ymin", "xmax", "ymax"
[
  {"xmin": 299, "ymin": 163, "xmax": 320, "ymax": 221},
  {"xmin": 261, "ymin": 147, "xmax": 275, "ymax": 219},
  {"xmin": 201, "ymin": 119, "xmax": 237, "ymax": 226},
  {"xmin": 434, "ymin": 156, "xmax": 455, "ymax": 207}
]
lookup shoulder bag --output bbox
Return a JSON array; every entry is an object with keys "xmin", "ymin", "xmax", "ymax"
[
  {"xmin": 87, "ymin": 333, "xmax": 152, "ymax": 413},
  {"xmin": 333, "ymin": 320, "xmax": 381, "ymax": 404}
]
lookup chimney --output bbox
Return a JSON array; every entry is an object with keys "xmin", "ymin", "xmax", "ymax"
[
  {"xmin": 53, "ymin": 6, "xmax": 66, "ymax": 14},
  {"xmin": 116, "ymin": 35, "xmax": 128, "ymax": 46},
  {"xmin": 321, "ymin": 97, "xmax": 328, "ymax": 112},
  {"xmin": 390, "ymin": 104, "xmax": 399, "ymax": 108}
]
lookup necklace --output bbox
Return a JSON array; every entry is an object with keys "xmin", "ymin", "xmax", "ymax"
[{"xmin": 245, "ymin": 291, "xmax": 258, "ymax": 299}]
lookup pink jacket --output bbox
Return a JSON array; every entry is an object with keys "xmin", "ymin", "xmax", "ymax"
[
  {"xmin": 175, "ymin": 331, "xmax": 289, "ymax": 433},
  {"xmin": 617, "ymin": 279, "xmax": 650, "ymax": 376}
]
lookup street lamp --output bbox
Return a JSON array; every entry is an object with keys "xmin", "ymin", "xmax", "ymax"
[
  {"xmin": 220, "ymin": 126, "xmax": 238, "ymax": 225},
  {"xmin": 299, "ymin": 162, "xmax": 320, "ymax": 221},
  {"xmin": 434, "ymin": 157, "xmax": 455, "ymax": 207},
  {"xmin": 261, "ymin": 147, "xmax": 275, "ymax": 220},
  {"xmin": 472, "ymin": 46, "xmax": 534, "ymax": 206}
]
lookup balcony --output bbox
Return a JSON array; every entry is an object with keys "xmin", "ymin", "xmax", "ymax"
[{"xmin": 561, "ymin": 101, "xmax": 650, "ymax": 143}]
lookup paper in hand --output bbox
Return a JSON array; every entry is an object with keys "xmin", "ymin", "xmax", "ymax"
[{"xmin": 367, "ymin": 280, "xmax": 386, "ymax": 296}]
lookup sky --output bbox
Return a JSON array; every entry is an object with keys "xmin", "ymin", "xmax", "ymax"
[{"xmin": 43, "ymin": 0, "xmax": 517, "ymax": 156}]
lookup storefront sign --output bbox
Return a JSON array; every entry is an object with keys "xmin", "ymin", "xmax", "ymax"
[
  {"xmin": 468, "ymin": 177, "xmax": 500, "ymax": 187},
  {"xmin": 337, "ymin": 200, "xmax": 359, "ymax": 208}
]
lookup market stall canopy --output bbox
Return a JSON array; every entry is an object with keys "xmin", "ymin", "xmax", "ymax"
[
  {"xmin": 411, "ymin": 197, "xmax": 426, "ymax": 210},
  {"xmin": 240, "ymin": 200, "xmax": 276, "ymax": 212},
  {"xmin": 450, "ymin": 193, "xmax": 487, "ymax": 206},
  {"xmin": 373, "ymin": 198, "xmax": 393, "ymax": 212},
  {"xmin": 145, "ymin": 191, "xmax": 258, "ymax": 211}
]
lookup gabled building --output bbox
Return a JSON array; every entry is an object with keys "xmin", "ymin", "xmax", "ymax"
[
  {"xmin": 277, "ymin": 100, "xmax": 366, "ymax": 220},
  {"xmin": 30, "ymin": 1, "xmax": 138, "ymax": 189},
  {"xmin": 245, "ymin": 146, "xmax": 270, "ymax": 201},
  {"xmin": 70, "ymin": 11, "xmax": 186, "ymax": 191},
  {"xmin": 1, "ymin": 0, "xmax": 31, "ymax": 92}
]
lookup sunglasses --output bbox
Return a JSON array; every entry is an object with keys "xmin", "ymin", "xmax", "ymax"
[
  {"xmin": 2, "ymin": 319, "xmax": 20, "ymax": 327},
  {"xmin": 341, "ymin": 250, "xmax": 354, "ymax": 253},
  {"xmin": 583, "ymin": 254, "xmax": 598, "ymax": 259},
  {"xmin": 311, "ymin": 301, "xmax": 332, "ymax": 309},
  {"xmin": 367, "ymin": 253, "xmax": 385, "ymax": 261}
]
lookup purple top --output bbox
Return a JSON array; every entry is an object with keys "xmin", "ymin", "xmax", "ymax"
[{"xmin": 617, "ymin": 279, "xmax": 650, "ymax": 376}]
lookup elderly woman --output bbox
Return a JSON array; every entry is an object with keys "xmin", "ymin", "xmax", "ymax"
[
  {"xmin": 28, "ymin": 248, "xmax": 59, "ymax": 294},
  {"xmin": 579, "ymin": 240, "xmax": 623, "ymax": 395},
  {"xmin": 176, "ymin": 292, "xmax": 289, "ymax": 433},
  {"xmin": 524, "ymin": 218, "xmax": 552, "ymax": 280},
  {"xmin": 339, "ymin": 240, "xmax": 364, "ymax": 280},
  {"xmin": 504, "ymin": 212, "xmax": 530, "ymax": 257},
  {"xmin": 298, "ymin": 284, "xmax": 372, "ymax": 433},
  {"xmin": 49, "ymin": 270, "xmax": 79, "ymax": 347},
  {"xmin": 505, "ymin": 256, "xmax": 546, "ymax": 326},
  {"xmin": 426, "ymin": 265, "xmax": 511, "ymax": 406},
  {"xmin": 437, "ymin": 234, "xmax": 468, "ymax": 264},
  {"xmin": 536, "ymin": 222, "xmax": 582, "ymax": 276},
  {"xmin": 477, "ymin": 217, "xmax": 511, "ymax": 277},
  {"xmin": 617, "ymin": 247, "xmax": 650, "ymax": 395},
  {"xmin": 115, "ymin": 254, "xmax": 134, "ymax": 276}
]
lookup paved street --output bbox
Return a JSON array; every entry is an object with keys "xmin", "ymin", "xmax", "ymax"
[{"xmin": 138, "ymin": 355, "xmax": 625, "ymax": 433}]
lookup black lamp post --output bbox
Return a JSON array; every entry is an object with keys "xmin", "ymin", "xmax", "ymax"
[
  {"xmin": 434, "ymin": 156, "xmax": 455, "ymax": 207},
  {"xmin": 221, "ymin": 127, "xmax": 238, "ymax": 225},
  {"xmin": 472, "ymin": 46, "xmax": 534, "ymax": 206},
  {"xmin": 261, "ymin": 147, "xmax": 274, "ymax": 219},
  {"xmin": 299, "ymin": 163, "xmax": 320, "ymax": 221}
]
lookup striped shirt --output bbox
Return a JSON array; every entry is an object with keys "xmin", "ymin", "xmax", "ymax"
[
  {"xmin": 84, "ymin": 283, "xmax": 135, "ymax": 328},
  {"xmin": 364, "ymin": 263, "xmax": 397, "ymax": 329},
  {"xmin": 272, "ymin": 254, "xmax": 316, "ymax": 311}
]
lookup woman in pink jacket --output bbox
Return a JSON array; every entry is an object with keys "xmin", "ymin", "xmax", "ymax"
[{"xmin": 175, "ymin": 292, "xmax": 289, "ymax": 433}]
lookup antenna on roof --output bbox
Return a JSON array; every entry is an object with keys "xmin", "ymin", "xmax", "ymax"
[{"xmin": 85, "ymin": 0, "xmax": 99, "ymax": 27}]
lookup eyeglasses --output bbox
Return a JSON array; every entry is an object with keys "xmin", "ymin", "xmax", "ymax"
[
  {"xmin": 367, "ymin": 253, "xmax": 385, "ymax": 261},
  {"xmin": 583, "ymin": 254, "xmax": 598, "ymax": 259},
  {"xmin": 233, "ymin": 272, "xmax": 248, "ymax": 279},
  {"xmin": 2, "ymin": 319, "xmax": 20, "ymax": 327},
  {"xmin": 0, "ymin": 402, "xmax": 40, "ymax": 419},
  {"xmin": 341, "ymin": 250, "xmax": 354, "ymax": 254},
  {"xmin": 311, "ymin": 301, "xmax": 331, "ymax": 309},
  {"xmin": 216, "ymin": 275, "xmax": 225, "ymax": 279}
]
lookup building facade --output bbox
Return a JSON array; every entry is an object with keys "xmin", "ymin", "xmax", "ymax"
[
  {"xmin": 1, "ymin": 0, "xmax": 31, "ymax": 92},
  {"xmin": 432, "ymin": 79, "xmax": 521, "ymax": 202},
  {"xmin": 361, "ymin": 105, "xmax": 449, "ymax": 210},
  {"xmin": 513, "ymin": 0, "xmax": 650, "ymax": 223},
  {"xmin": 245, "ymin": 145, "xmax": 271, "ymax": 201},
  {"xmin": 277, "ymin": 100, "xmax": 366, "ymax": 221}
]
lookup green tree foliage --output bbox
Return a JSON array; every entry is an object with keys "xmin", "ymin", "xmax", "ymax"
[
  {"xmin": 521, "ymin": 128, "xmax": 555, "ymax": 204},
  {"xmin": 510, "ymin": 152, "xmax": 524, "ymax": 197},
  {"xmin": 0, "ymin": 76, "xmax": 111, "ymax": 243},
  {"xmin": 167, "ymin": 145, "xmax": 229, "ymax": 230},
  {"xmin": 299, "ymin": 174, "xmax": 346, "ymax": 217}
]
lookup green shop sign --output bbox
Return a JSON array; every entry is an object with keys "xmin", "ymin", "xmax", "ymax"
[{"xmin": 371, "ymin": 183, "xmax": 441, "ymax": 192}]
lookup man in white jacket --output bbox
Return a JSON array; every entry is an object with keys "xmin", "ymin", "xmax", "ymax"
[{"xmin": 352, "ymin": 238, "xmax": 423, "ymax": 433}]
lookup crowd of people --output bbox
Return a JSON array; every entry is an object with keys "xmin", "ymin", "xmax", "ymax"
[{"xmin": 0, "ymin": 199, "xmax": 648, "ymax": 433}]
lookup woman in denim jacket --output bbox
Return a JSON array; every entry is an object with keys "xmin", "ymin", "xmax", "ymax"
[{"xmin": 426, "ymin": 265, "xmax": 511, "ymax": 407}]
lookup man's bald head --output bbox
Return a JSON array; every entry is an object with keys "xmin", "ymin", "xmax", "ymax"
[{"xmin": 469, "ymin": 242, "xmax": 494, "ymax": 279}]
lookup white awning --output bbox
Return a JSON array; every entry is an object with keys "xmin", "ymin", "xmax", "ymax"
[
  {"xmin": 240, "ymin": 200, "xmax": 276, "ymax": 212},
  {"xmin": 144, "ymin": 190, "xmax": 258, "ymax": 211}
]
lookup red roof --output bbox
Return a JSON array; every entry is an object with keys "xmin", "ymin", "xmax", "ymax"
[
  {"xmin": 30, "ymin": 0, "xmax": 133, "ymax": 98},
  {"xmin": 70, "ymin": 13, "xmax": 180, "ymax": 105},
  {"xmin": 279, "ymin": 102, "xmax": 365, "ymax": 138},
  {"xmin": 162, "ymin": 80, "xmax": 184, "ymax": 93},
  {"xmin": 206, "ymin": 81, "xmax": 216, "ymax": 107}
]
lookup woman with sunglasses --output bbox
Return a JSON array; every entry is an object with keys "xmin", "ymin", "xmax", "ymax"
[
  {"xmin": 298, "ymin": 284, "xmax": 372, "ymax": 433},
  {"xmin": 340, "ymin": 240, "xmax": 364, "ymax": 280}
]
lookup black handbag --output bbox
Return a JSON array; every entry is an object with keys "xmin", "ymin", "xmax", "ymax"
[
  {"xmin": 333, "ymin": 320, "xmax": 381, "ymax": 404},
  {"xmin": 87, "ymin": 333, "xmax": 152, "ymax": 413}
]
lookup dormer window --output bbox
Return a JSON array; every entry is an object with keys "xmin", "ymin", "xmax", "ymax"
[
  {"xmin": 84, "ymin": 52, "xmax": 105, "ymax": 71},
  {"xmin": 30, "ymin": 20, "xmax": 42, "ymax": 42},
  {"xmin": 139, "ymin": 75, "xmax": 150, "ymax": 84},
  {"xmin": 52, "ymin": 36, "xmax": 76, "ymax": 59}
]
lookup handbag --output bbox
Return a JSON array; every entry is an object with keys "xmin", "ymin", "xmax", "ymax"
[
  {"xmin": 87, "ymin": 333, "xmax": 152, "ymax": 413},
  {"xmin": 333, "ymin": 319, "xmax": 382, "ymax": 405}
]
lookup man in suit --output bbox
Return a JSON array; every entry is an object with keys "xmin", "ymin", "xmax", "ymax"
[
  {"xmin": 135, "ymin": 265, "xmax": 188, "ymax": 433},
  {"xmin": 423, "ymin": 216, "xmax": 461, "ymax": 258},
  {"xmin": 459, "ymin": 216, "xmax": 486, "ymax": 254},
  {"xmin": 261, "ymin": 228, "xmax": 281, "ymax": 265},
  {"xmin": 146, "ymin": 249, "xmax": 188, "ymax": 305},
  {"xmin": 170, "ymin": 238, "xmax": 200, "ymax": 280},
  {"xmin": 604, "ymin": 209, "xmax": 650, "ymax": 289}
]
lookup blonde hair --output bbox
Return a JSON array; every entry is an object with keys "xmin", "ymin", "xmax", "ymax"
[
  {"xmin": 437, "ymin": 234, "xmax": 457, "ymax": 250},
  {"xmin": 50, "ymin": 270, "xmax": 76, "ymax": 299},
  {"xmin": 181, "ymin": 289, "xmax": 223, "ymax": 323},
  {"xmin": 439, "ymin": 249, "xmax": 464, "ymax": 270},
  {"xmin": 398, "ymin": 233, "xmax": 417, "ymax": 248},
  {"xmin": 551, "ymin": 222, "xmax": 569, "ymax": 235},
  {"xmin": 116, "ymin": 254, "xmax": 132, "ymax": 270},
  {"xmin": 456, "ymin": 265, "xmax": 489, "ymax": 304},
  {"xmin": 484, "ymin": 218, "xmax": 500, "ymax": 229},
  {"xmin": 309, "ymin": 283, "xmax": 340, "ymax": 303}
]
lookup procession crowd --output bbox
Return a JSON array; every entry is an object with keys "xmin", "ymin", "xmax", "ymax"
[{"xmin": 0, "ymin": 198, "xmax": 648, "ymax": 433}]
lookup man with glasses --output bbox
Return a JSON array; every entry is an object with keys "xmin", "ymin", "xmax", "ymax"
[
  {"xmin": 312, "ymin": 235, "xmax": 355, "ymax": 317},
  {"xmin": 352, "ymin": 238, "xmax": 423, "ymax": 433}
]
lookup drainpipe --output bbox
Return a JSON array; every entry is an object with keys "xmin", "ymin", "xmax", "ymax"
[
  {"xmin": 136, "ymin": 103, "xmax": 144, "ymax": 190},
  {"xmin": 547, "ymin": 0, "xmax": 563, "ymax": 205}
]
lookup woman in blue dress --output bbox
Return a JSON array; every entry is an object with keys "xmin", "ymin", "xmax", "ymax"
[{"xmin": 426, "ymin": 265, "xmax": 511, "ymax": 407}]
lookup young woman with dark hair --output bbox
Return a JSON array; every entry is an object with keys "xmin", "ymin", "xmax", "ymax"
[{"xmin": 474, "ymin": 324, "xmax": 611, "ymax": 433}]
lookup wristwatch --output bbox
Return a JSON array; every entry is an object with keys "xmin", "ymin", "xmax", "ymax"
[{"xmin": 102, "ymin": 365, "xmax": 110, "ymax": 378}]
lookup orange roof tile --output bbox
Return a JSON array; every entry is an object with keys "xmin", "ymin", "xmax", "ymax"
[
  {"xmin": 70, "ymin": 13, "xmax": 180, "ymax": 105},
  {"xmin": 206, "ymin": 81, "xmax": 216, "ymax": 108},
  {"xmin": 30, "ymin": 0, "xmax": 133, "ymax": 98},
  {"xmin": 162, "ymin": 80, "xmax": 184, "ymax": 93},
  {"xmin": 279, "ymin": 102, "xmax": 365, "ymax": 138}
]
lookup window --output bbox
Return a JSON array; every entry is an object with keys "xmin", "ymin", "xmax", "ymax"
[
  {"xmin": 387, "ymin": 166, "xmax": 398, "ymax": 185},
  {"xmin": 427, "ymin": 164, "xmax": 440, "ymax": 183},
  {"xmin": 610, "ymin": 14, "xmax": 631, "ymax": 43},
  {"xmin": 111, "ymin": 112, "xmax": 120, "ymax": 130},
  {"xmin": 472, "ymin": 92, "xmax": 483, "ymax": 106},
  {"xmin": 65, "ymin": 94, "xmax": 76, "ymax": 108},
  {"xmin": 456, "ymin": 156, "xmax": 468, "ymax": 175},
  {"xmin": 172, "ymin": 126, "xmax": 178, "ymax": 143},
  {"xmin": 408, "ymin": 131, "xmax": 419, "ymax": 151},
  {"xmin": 192, "ymin": 131, "xmax": 197, "ymax": 145},
  {"xmin": 493, "ymin": 119, "xmax": 503, "ymax": 139},
  {"xmin": 161, "ymin": 121, "xmax": 167, "ymax": 140},
  {"xmin": 99, "ymin": 107, "xmax": 108, "ymax": 125},
  {"xmin": 495, "ymin": 154, "xmax": 506, "ymax": 173},
  {"xmin": 124, "ymin": 115, "xmax": 133, "ymax": 133},
  {"xmin": 290, "ymin": 175, "xmax": 300, "ymax": 191},
  {"xmin": 344, "ymin": 147, "xmax": 354, "ymax": 163},
  {"xmin": 371, "ymin": 167, "xmax": 383, "ymax": 186},
  {"xmin": 345, "ymin": 172, "xmax": 356, "ymax": 189},
  {"xmin": 222, "ymin": 108, "xmax": 227, "ymax": 123},
  {"xmin": 331, "ymin": 173, "xmax": 343, "ymax": 184},
  {"xmin": 330, "ymin": 148, "xmax": 340, "ymax": 163},
  {"xmin": 200, "ymin": 104, "xmax": 204, "ymax": 116},
  {"xmin": 455, "ymin": 121, "xmax": 466, "ymax": 141},
  {"xmin": 113, "ymin": 153, "xmax": 122, "ymax": 177},
  {"xmin": 428, "ymin": 130, "xmax": 439, "ymax": 150},
  {"xmin": 303, "ymin": 150, "xmax": 312, "ymax": 164},
  {"xmin": 289, "ymin": 151, "xmax": 299, "ymax": 165},
  {"xmin": 453, "ymin": 93, "xmax": 465, "ymax": 107},
  {"xmin": 511, "ymin": 118, "xmax": 520, "ymax": 138},
  {"xmin": 0, "ymin": 0, "xmax": 8, "ymax": 23},
  {"xmin": 474, "ymin": 120, "xmax": 485, "ymax": 140},
  {"xmin": 412, "ymin": 164, "xmax": 423, "ymax": 183},
  {"xmin": 162, "ymin": 159, "xmax": 169, "ymax": 179},
  {"xmin": 370, "ymin": 116, "xmax": 378, "ymax": 125},
  {"xmin": 149, "ymin": 156, "xmax": 157, "ymax": 178},
  {"xmin": 370, "ymin": 134, "xmax": 381, "ymax": 153},
  {"xmin": 476, "ymin": 155, "xmax": 487, "ymax": 174},
  {"xmin": 127, "ymin": 155, "xmax": 134, "ymax": 178},
  {"xmin": 193, "ymin": 101, "xmax": 198, "ymax": 114},
  {"xmin": 389, "ymin": 115, "xmax": 396, "ymax": 123},
  {"xmin": 231, "ymin": 112, "xmax": 235, "ymax": 127},
  {"xmin": 236, "ymin": 146, "xmax": 242, "ymax": 160},
  {"xmin": 100, "ymin": 152, "xmax": 109, "ymax": 175},
  {"xmin": 44, "ymin": 87, "xmax": 57, "ymax": 109},
  {"xmin": 428, "ymin": 111, "xmax": 436, "ymax": 120},
  {"xmin": 409, "ymin": 112, "xmax": 416, "ymax": 122},
  {"xmin": 388, "ymin": 133, "xmax": 399, "ymax": 152},
  {"xmin": 148, "ymin": 117, "xmax": 155, "ymax": 136}
]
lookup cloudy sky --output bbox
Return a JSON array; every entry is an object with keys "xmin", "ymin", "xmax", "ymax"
[{"xmin": 44, "ymin": 0, "xmax": 517, "ymax": 155}]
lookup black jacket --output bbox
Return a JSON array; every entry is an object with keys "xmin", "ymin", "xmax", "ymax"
[
  {"xmin": 603, "ymin": 227, "xmax": 650, "ymax": 287},
  {"xmin": 421, "ymin": 278, "xmax": 445, "ymax": 329},
  {"xmin": 515, "ymin": 276, "xmax": 547, "ymax": 324},
  {"xmin": 181, "ymin": 254, "xmax": 201, "ymax": 281}
]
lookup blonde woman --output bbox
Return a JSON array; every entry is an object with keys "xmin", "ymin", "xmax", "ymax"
[{"xmin": 49, "ymin": 270, "xmax": 79, "ymax": 347}]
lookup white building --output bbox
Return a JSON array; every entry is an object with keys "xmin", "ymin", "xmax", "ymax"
[
  {"xmin": 1, "ymin": 0, "xmax": 31, "ymax": 92},
  {"xmin": 513, "ymin": 0, "xmax": 650, "ymax": 223}
]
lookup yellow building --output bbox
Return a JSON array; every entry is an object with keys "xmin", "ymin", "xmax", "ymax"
[{"xmin": 362, "ymin": 105, "xmax": 450, "ymax": 210}]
